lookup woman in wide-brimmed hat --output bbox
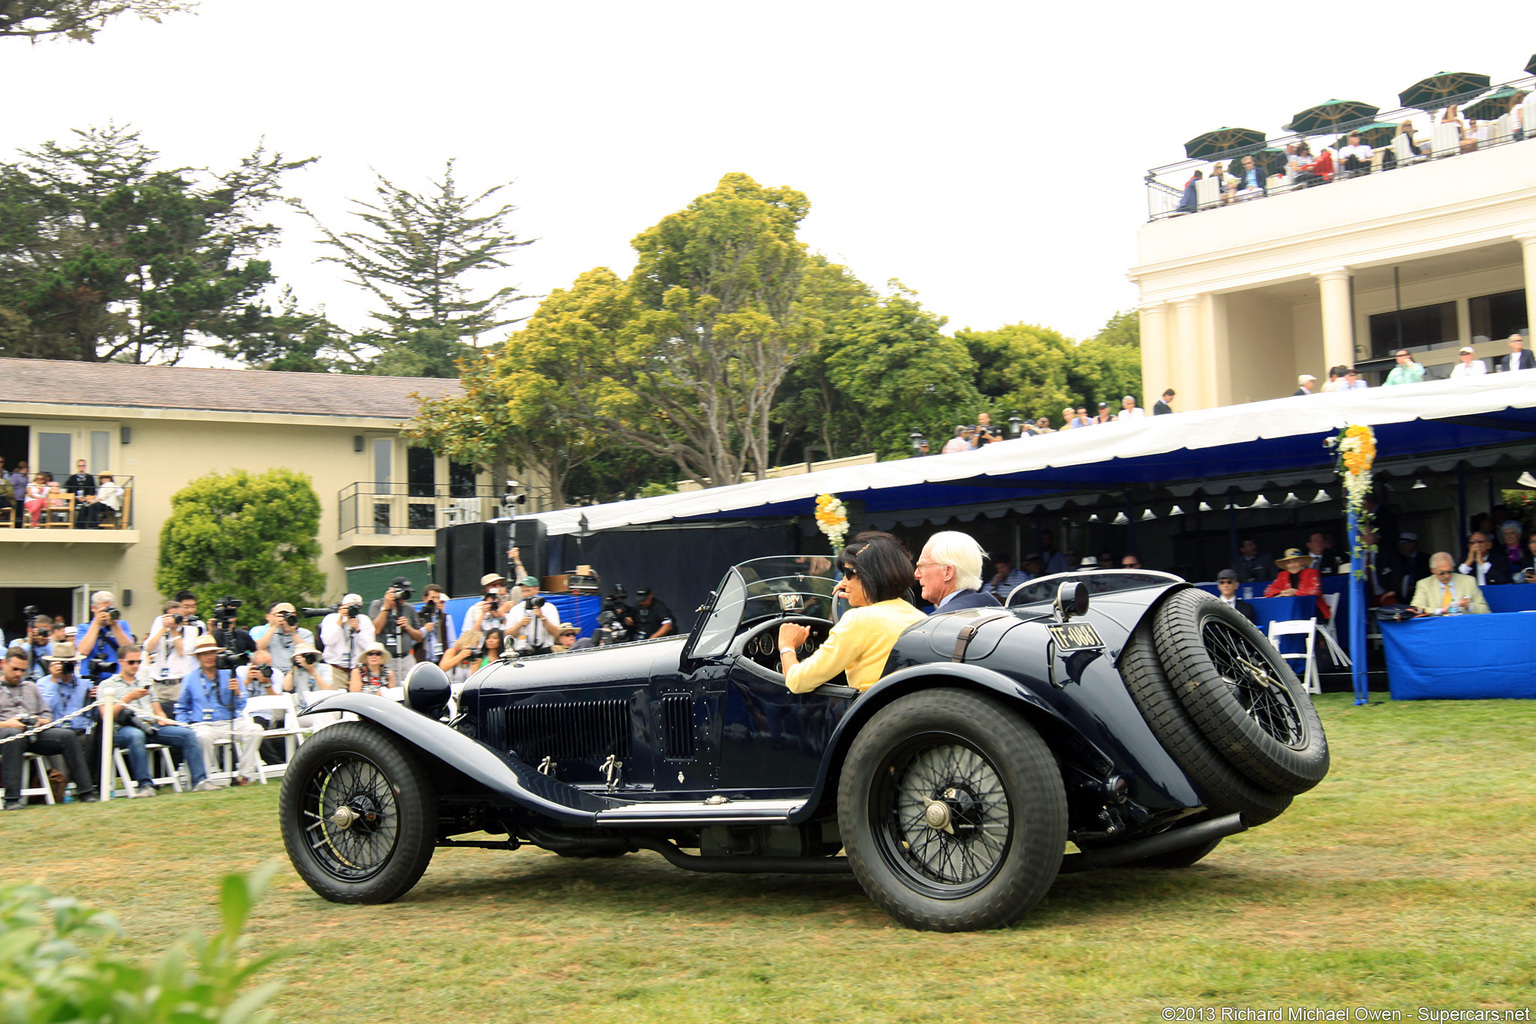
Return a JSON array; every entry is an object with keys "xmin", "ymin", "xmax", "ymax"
[{"xmin": 1265, "ymin": 547, "xmax": 1328, "ymax": 618}]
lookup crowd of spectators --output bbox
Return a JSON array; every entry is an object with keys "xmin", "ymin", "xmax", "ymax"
[
  {"xmin": 933, "ymin": 393, "xmax": 1177, "ymax": 450},
  {"xmin": 0, "ymin": 458, "xmax": 125, "ymax": 528}
]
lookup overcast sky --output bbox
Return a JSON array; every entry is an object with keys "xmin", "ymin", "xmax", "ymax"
[{"xmin": 4, "ymin": 1, "xmax": 1531, "ymax": 353}]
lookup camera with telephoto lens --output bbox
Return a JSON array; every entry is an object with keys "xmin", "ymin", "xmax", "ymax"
[
  {"xmin": 86, "ymin": 656, "xmax": 114, "ymax": 680},
  {"xmin": 280, "ymin": 611, "xmax": 298, "ymax": 626},
  {"xmin": 527, "ymin": 595, "xmax": 546, "ymax": 610},
  {"xmin": 593, "ymin": 611, "xmax": 630, "ymax": 646},
  {"xmin": 601, "ymin": 587, "xmax": 628, "ymax": 614},
  {"xmin": 213, "ymin": 596, "xmax": 242, "ymax": 623},
  {"xmin": 389, "ymin": 582, "xmax": 414, "ymax": 602}
]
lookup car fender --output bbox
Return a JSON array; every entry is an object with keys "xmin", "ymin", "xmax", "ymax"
[
  {"xmin": 785, "ymin": 662, "xmax": 1092, "ymax": 826},
  {"xmin": 301, "ymin": 693, "xmax": 613, "ymax": 824}
]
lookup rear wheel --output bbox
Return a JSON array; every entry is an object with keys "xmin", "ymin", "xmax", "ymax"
[
  {"xmin": 839, "ymin": 690, "xmax": 1067, "ymax": 932},
  {"xmin": 279, "ymin": 722, "xmax": 437, "ymax": 904}
]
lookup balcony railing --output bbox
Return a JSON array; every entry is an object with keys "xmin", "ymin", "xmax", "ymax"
[
  {"xmin": 1145, "ymin": 76, "xmax": 1536, "ymax": 221},
  {"xmin": 2, "ymin": 476, "xmax": 136, "ymax": 533},
  {"xmin": 338, "ymin": 482, "xmax": 509, "ymax": 539}
]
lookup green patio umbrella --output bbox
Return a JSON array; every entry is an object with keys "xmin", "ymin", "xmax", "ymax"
[
  {"xmin": 1283, "ymin": 99, "xmax": 1380, "ymax": 134},
  {"xmin": 1525, "ymin": 54, "xmax": 1535, "ymax": 76},
  {"xmin": 1465, "ymin": 87, "xmax": 1525, "ymax": 121},
  {"xmin": 1398, "ymin": 71, "xmax": 1492, "ymax": 110},
  {"xmin": 1330, "ymin": 122, "xmax": 1401, "ymax": 149},
  {"xmin": 1184, "ymin": 127, "xmax": 1265, "ymax": 160}
]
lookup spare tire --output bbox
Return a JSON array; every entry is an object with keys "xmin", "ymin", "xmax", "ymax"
[
  {"xmin": 1120, "ymin": 621, "xmax": 1291, "ymax": 825},
  {"xmin": 1154, "ymin": 588, "xmax": 1330, "ymax": 796}
]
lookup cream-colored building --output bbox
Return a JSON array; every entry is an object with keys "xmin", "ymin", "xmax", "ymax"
[
  {"xmin": 0, "ymin": 359, "xmax": 516, "ymax": 637},
  {"xmin": 1131, "ymin": 136, "xmax": 1536, "ymax": 408}
]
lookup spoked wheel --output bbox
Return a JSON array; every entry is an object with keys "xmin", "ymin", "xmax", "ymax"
[
  {"xmin": 1156, "ymin": 589, "xmax": 1329, "ymax": 796},
  {"xmin": 840, "ymin": 690, "xmax": 1066, "ymax": 932},
  {"xmin": 279, "ymin": 722, "xmax": 437, "ymax": 903}
]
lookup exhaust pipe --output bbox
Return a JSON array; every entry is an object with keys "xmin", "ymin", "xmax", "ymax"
[{"xmin": 1059, "ymin": 812, "xmax": 1246, "ymax": 873}]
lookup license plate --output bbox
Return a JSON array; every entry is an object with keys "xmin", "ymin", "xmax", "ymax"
[{"xmin": 1048, "ymin": 622, "xmax": 1104, "ymax": 652}]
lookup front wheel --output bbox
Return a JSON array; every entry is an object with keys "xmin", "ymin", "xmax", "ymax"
[
  {"xmin": 279, "ymin": 722, "xmax": 438, "ymax": 903},
  {"xmin": 839, "ymin": 690, "xmax": 1067, "ymax": 932}
]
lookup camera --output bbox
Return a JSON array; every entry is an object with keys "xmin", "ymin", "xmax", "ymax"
[
  {"xmin": 103, "ymin": 606, "xmax": 120, "ymax": 622},
  {"xmin": 17, "ymin": 714, "xmax": 37, "ymax": 729},
  {"xmin": 389, "ymin": 583, "xmax": 414, "ymax": 602},
  {"xmin": 256, "ymin": 664, "xmax": 273, "ymax": 679},
  {"xmin": 593, "ymin": 611, "xmax": 630, "ymax": 646},
  {"xmin": 213, "ymin": 596, "xmax": 242, "ymax": 621},
  {"xmin": 296, "ymin": 651, "xmax": 318, "ymax": 666},
  {"xmin": 21, "ymin": 604, "xmax": 40, "ymax": 620},
  {"xmin": 172, "ymin": 614, "xmax": 185, "ymax": 626},
  {"xmin": 86, "ymin": 656, "xmax": 113, "ymax": 680},
  {"xmin": 281, "ymin": 612, "xmax": 298, "ymax": 627},
  {"xmin": 527, "ymin": 595, "xmax": 546, "ymax": 610},
  {"xmin": 601, "ymin": 587, "xmax": 629, "ymax": 614}
]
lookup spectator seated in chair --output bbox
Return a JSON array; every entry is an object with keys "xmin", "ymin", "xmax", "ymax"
[
  {"xmin": 1265, "ymin": 548, "xmax": 1329, "ymax": 619},
  {"xmin": 1409, "ymin": 553, "xmax": 1491, "ymax": 615},
  {"xmin": 1213, "ymin": 569, "xmax": 1256, "ymax": 623},
  {"xmin": 1, "ymin": 647, "xmax": 98, "ymax": 809}
]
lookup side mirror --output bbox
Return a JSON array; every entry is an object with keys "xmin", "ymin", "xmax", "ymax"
[{"xmin": 1054, "ymin": 581, "xmax": 1089, "ymax": 622}]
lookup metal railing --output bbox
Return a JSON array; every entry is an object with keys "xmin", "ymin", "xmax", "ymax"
[
  {"xmin": 4, "ymin": 475, "xmax": 136, "ymax": 531},
  {"xmin": 1145, "ymin": 76, "xmax": 1536, "ymax": 221},
  {"xmin": 338, "ymin": 482, "xmax": 512, "ymax": 538}
]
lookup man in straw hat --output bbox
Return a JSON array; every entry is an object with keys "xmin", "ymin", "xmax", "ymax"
[
  {"xmin": 1, "ymin": 646, "xmax": 98, "ymax": 808},
  {"xmin": 173, "ymin": 635, "xmax": 264, "ymax": 786}
]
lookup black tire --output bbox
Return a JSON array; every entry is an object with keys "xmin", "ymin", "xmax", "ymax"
[
  {"xmin": 279, "ymin": 722, "xmax": 438, "ymax": 904},
  {"xmin": 1154, "ymin": 589, "xmax": 1330, "ymax": 795},
  {"xmin": 1120, "ymin": 622, "xmax": 1292, "ymax": 826},
  {"xmin": 838, "ymin": 690, "xmax": 1067, "ymax": 932}
]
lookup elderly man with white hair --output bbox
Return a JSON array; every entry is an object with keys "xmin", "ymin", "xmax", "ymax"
[
  {"xmin": 319, "ymin": 593, "xmax": 376, "ymax": 689},
  {"xmin": 73, "ymin": 589, "xmax": 134, "ymax": 682},
  {"xmin": 915, "ymin": 531, "xmax": 1002, "ymax": 614}
]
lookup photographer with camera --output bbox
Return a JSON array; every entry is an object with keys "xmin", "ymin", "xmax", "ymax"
[
  {"xmin": 93, "ymin": 643, "xmax": 216, "ymax": 795},
  {"xmin": 206, "ymin": 596, "xmax": 256, "ymax": 673},
  {"xmin": 275, "ymin": 641, "xmax": 329, "ymax": 704},
  {"xmin": 629, "ymin": 588, "xmax": 675, "ymax": 640},
  {"xmin": 253, "ymin": 602, "xmax": 314, "ymax": 678},
  {"xmin": 37, "ymin": 643, "xmax": 99, "ymax": 794},
  {"xmin": 1, "ymin": 647, "xmax": 97, "ymax": 809},
  {"xmin": 417, "ymin": 583, "xmax": 459, "ymax": 667},
  {"xmin": 74, "ymin": 590, "xmax": 134, "ymax": 682},
  {"xmin": 145, "ymin": 593, "xmax": 204, "ymax": 686},
  {"xmin": 23, "ymin": 612, "xmax": 53, "ymax": 680},
  {"xmin": 369, "ymin": 577, "xmax": 423, "ymax": 680},
  {"xmin": 319, "ymin": 593, "xmax": 375, "ymax": 689},
  {"xmin": 174, "ymin": 635, "xmax": 262, "ymax": 786},
  {"xmin": 508, "ymin": 576, "xmax": 561, "ymax": 656},
  {"xmin": 463, "ymin": 573, "xmax": 515, "ymax": 635}
]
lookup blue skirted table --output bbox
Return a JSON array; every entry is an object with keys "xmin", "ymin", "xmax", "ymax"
[{"xmin": 1379, "ymin": 612, "xmax": 1536, "ymax": 699}]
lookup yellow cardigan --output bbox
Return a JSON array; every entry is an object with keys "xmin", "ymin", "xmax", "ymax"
[{"xmin": 784, "ymin": 598, "xmax": 926, "ymax": 693}]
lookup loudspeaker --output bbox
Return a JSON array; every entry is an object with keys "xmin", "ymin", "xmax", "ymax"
[
  {"xmin": 440, "ymin": 521, "xmax": 496, "ymax": 598},
  {"xmin": 493, "ymin": 518, "xmax": 548, "ymax": 581}
]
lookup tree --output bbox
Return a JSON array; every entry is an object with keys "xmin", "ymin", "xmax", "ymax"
[
  {"xmin": 155, "ymin": 468, "xmax": 327, "ymax": 628},
  {"xmin": 311, "ymin": 161, "xmax": 531, "ymax": 375},
  {"xmin": 0, "ymin": 0, "xmax": 193, "ymax": 43},
  {"xmin": 956, "ymin": 322, "xmax": 1077, "ymax": 423},
  {"xmin": 0, "ymin": 124, "xmax": 314, "ymax": 364},
  {"xmin": 212, "ymin": 287, "xmax": 360, "ymax": 373},
  {"xmin": 822, "ymin": 285, "xmax": 982, "ymax": 459},
  {"xmin": 406, "ymin": 269, "xmax": 638, "ymax": 509},
  {"xmin": 1068, "ymin": 309, "xmax": 1142, "ymax": 410}
]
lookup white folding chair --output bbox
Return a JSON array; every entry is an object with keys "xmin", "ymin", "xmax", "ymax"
[
  {"xmin": 1490, "ymin": 113, "xmax": 1513, "ymax": 146},
  {"xmin": 1267, "ymin": 618, "xmax": 1321, "ymax": 695},
  {"xmin": 20, "ymin": 752, "xmax": 57, "ymax": 804},
  {"xmin": 1195, "ymin": 177, "xmax": 1219, "ymax": 209},
  {"xmin": 111, "ymin": 742, "xmax": 183, "ymax": 797},
  {"xmin": 243, "ymin": 694, "xmax": 306, "ymax": 778},
  {"xmin": 1391, "ymin": 133, "xmax": 1424, "ymax": 167}
]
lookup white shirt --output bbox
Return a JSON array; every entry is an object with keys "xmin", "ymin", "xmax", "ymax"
[
  {"xmin": 145, "ymin": 620, "xmax": 202, "ymax": 685},
  {"xmin": 1450, "ymin": 359, "xmax": 1487, "ymax": 378},
  {"xmin": 319, "ymin": 610, "xmax": 375, "ymax": 669},
  {"xmin": 508, "ymin": 600, "xmax": 562, "ymax": 651},
  {"xmin": 1458, "ymin": 561, "xmax": 1492, "ymax": 587},
  {"xmin": 1117, "ymin": 407, "xmax": 1147, "ymax": 421},
  {"xmin": 1338, "ymin": 143, "xmax": 1373, "ymax": 163}
]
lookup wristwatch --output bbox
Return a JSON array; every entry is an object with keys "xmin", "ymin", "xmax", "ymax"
[{"xmin": 779, "ymin": 646, "xmax": 796, "ymax": 656}]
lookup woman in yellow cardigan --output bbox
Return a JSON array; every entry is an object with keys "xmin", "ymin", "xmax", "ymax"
[{"xmin": 777, "ymin": 533, "xmax": 925, "ymax": 693}]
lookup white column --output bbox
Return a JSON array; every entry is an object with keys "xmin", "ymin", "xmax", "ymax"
[
  {"xmin": 1139, "ymin": 303, "xmax": 1171, "ymax": 410},
  {"xmin": 1517, "ymin": 235, "xmax": 1536, "ymax": 336},
  {"xmin": 1174, "ymin": 297, "xmax": 1201, "ymax": 409},
  {"xmin": 1315, "ymin": 269, "xmax": 1355, "ymax": 373}
]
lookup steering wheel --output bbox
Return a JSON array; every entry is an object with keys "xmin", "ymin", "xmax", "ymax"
[{"xmin": 730, "ymin": 615, "xmax": 835, "ymax": 676}]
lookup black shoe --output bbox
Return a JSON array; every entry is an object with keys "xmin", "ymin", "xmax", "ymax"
[
  {"xmin": 76, "ymin": 789, "xmax": 99, "ymax": 803},
  {"xmin": 3, "ymin": 800, "xmax": 23, "ymax": 811}
]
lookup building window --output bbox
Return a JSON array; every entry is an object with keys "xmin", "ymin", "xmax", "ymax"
[
  {"xmin": 449, "ymin": 460, "xmax": 477, "ymax": 499},
  {"xmin": 37, "ymin": 432, "xmax": 71, "ymax": 478},
  {"xmin": 1469, "ymin": 289, "xmax": 1527, "ymax": 342},
  {"xmin": 1368, "ymin": 301, "xmax": 1456, "ymax": 359}
]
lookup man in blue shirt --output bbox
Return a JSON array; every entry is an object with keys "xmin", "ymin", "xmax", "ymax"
[
  {"xmin": 37, "ymin": 642, "xmax": 99, "ymax": 795},
  {"xmin": 74, "ymin": 590, "xmax": 135, "ymax": 682},
  {"xmin": 174, "ymin": 635, "xmax": 263, "ymax": 786}
]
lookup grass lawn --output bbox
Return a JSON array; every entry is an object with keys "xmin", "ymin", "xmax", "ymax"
[{"xmin": 6, "ymin": 694, "xmax": 1536, "ymax": 1023}]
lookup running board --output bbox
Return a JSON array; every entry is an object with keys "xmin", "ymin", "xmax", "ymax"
[
  {"xmin": 1058, "ymin": 812, "xmax": 1247, "ymax": 873},
  {"xmin": 594, "ymin": 798, "xmax": 805, "ymax": 826}
]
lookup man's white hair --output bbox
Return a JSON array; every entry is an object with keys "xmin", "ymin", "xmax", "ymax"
[
  {"xmin": 91, "ymin": 590, "xmax": 115, "ymax": 606},
  {"xmin": 922, "ymin": 531, "xmax": 987, "ymax": 593}
]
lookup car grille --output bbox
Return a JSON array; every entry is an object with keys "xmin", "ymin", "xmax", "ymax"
[{"xmin": 488, "ymin": 699, "xmax": 632, "ymax": 762}]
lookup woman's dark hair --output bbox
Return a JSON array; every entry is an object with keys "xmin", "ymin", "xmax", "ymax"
[
  {"xmin": 839, "ymin": 532, "xmax": 916, "ymax": 604},
  {"xmin": 483, "ymin": 627, "xmax": 504, "ymax": 651}
]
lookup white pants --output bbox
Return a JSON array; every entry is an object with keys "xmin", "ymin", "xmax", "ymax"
[{"xmin": 189, "ymin": 719, "xmax": 264, "ymax": 780}]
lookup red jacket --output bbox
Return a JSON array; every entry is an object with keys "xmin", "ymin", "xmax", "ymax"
[{"xmin": 1265, "ymin": 569, "xmax": 1328, "ymax": 618}]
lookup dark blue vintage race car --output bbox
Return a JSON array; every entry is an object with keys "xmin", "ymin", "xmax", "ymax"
[{"xmin": 279, "ymin": 558, "xmax": 1328, "ymax": 932}]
